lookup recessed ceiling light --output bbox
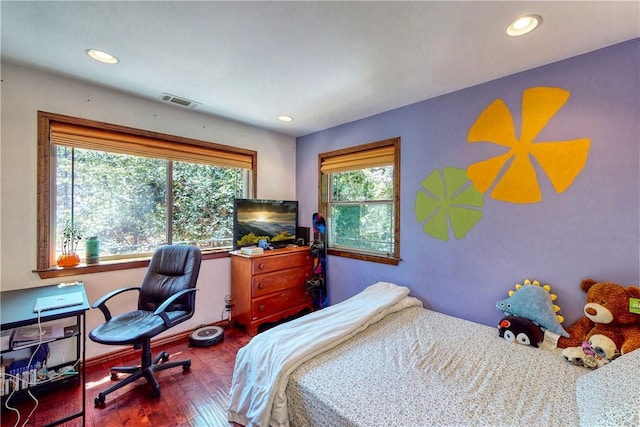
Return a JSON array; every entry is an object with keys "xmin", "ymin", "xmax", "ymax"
[
  {"xmin": 278, "ymin": 115, "xmax": 293, "ymax": 122},
  {"xmin": 506, "ymin": 14, "xmax": 542, "ymax": 37},
  {"xmin": 86, "ymin": 49, "xmax": 119, "ymax": 64}
]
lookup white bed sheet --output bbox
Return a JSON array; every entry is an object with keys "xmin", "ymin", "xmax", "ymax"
[{"xmin": 287, "ymin": 306, "xmax": 589, "ymax": 427}]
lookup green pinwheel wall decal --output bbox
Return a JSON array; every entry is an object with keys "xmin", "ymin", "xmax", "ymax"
[
  {"xmin": 415, "ymin": 167, "xmax": 484, "ymax": 241},
  {"xmin": 466, "ymin": 86, "xmax": 591, "ymax": 204}
]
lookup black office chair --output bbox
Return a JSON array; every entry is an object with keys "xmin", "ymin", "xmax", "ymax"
[{"xmin": 89, "ymin": 245, "xmax": 202, "ymax": 407}]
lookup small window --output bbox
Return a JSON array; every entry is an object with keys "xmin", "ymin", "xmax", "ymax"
[
  {"xmin": 319, "ymin": 137, "xmax": 400, "ymax": 265},
  {"xmin": 37, "ymin": 111, "xmax": 257, "ymax": 277}
]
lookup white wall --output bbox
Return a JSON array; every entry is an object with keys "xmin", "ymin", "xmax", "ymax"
[{"xmin": 0, "ymin": 62, "xmax": 297, "ymax": 358}]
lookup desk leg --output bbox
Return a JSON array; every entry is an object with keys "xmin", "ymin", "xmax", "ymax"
[{"xmin": 81, "ymin": 312, "xmax": 86, "ymax": 424}]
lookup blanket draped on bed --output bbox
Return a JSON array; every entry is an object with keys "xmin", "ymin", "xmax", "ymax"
[{"xmin": 227, "ymin": 281, "xmax": 423, "ymax": 427}]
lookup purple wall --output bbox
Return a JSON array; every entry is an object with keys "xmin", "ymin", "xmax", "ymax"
[{"xmin": 296, "ymin": 39, "xmax": 639, "ymax": 327}]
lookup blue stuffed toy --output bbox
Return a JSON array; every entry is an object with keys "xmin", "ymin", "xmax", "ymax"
[{"xmin": 496, "ymin": 279, "xmax": 569, "ymax": 338}]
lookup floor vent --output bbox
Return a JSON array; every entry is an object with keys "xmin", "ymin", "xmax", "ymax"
[{"xmin": 159, "ymin": 93, "xmax": 201, "ymax": 109}]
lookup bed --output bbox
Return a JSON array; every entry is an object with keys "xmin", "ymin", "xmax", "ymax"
[{"xmin": 228, "ymin": 282, "xmax": 640, "ymax": 427}]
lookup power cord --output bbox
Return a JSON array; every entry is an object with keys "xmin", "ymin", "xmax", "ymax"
[
  {"xmin": 3, "ymin": 308, "xmax": 43, "ymax": 427},
  {"xmin": 2, "ymin": 309, "xmax": 80, "ymax": 427}
]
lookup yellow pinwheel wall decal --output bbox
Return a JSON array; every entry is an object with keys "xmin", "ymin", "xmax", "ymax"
[
  {"xmin": 415, "ymin": 167, "xmax": 484, "ymax": 241},
  {"xmin": 466, "ymin": 87, "xmax": 591, "ymax": 204}
]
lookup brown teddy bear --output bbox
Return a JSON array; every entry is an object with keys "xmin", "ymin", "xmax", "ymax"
[{"xmin": 558, "ymin": 278, "xmax": 640, "ymax": 355}]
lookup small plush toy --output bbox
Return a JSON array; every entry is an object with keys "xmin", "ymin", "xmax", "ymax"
[
  {"xmin": 561, "ymin": 346, "xmax": 588, "ymax": 366},
  {"xmin": 557, "ymin": 278, "xmax": 640, "ymax": 355},
  {"xmin": 561, "ymin": 334, "xmax": 621, "ymax": 369},
  {"xmin": 498, "ymin": 315, "xmax": 544, "ymax": 347},
  {"xmin": 496, "ymin": 279, "xmax": 569, "ymax": 337}
]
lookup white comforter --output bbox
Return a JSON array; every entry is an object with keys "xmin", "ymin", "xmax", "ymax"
[{"xmin": 227, "ymin": 282, "xmax": 423, "ymax": 427}]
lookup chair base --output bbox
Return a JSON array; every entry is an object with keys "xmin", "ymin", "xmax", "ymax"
[{"xmin": 94, "ymin": 340, "xmax": 191, "ymax": 407}]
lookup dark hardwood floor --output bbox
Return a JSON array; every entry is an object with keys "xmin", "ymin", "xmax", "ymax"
[{"xmin": 1, "ymin": 327, "xmax": 251, "ymax": 427}]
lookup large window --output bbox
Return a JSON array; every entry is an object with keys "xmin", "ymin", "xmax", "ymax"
[
  {"xmin": 37, "ymin": 111, "xmax": 257, "ymax": 277},
  {"xmin": 319, "ymin": 137, "xmax": 400, "ymax": 265}
]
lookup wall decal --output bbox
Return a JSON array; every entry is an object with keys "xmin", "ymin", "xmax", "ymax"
[
  {"xmin": 415, "ymin": 167, "xmax": 484, "ymax": 241},
  {"xmin": 466, "ymin": 87, "xmax": 591, "ymax": 204}
]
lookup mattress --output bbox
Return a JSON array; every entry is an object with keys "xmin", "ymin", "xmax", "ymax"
[{"xmin": 286, "ymin": 306, "xmax": 588, "ymax": 427}]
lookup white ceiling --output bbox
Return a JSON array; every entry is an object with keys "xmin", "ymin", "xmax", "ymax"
[{"xmin": 2, "ymin": 1, "xmax": 638, "ymax": 137}]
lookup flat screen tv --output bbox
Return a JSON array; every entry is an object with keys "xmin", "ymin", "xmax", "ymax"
[{"xmin": 233, "ymin": 199, "xmax": 298, "ymax": 249}]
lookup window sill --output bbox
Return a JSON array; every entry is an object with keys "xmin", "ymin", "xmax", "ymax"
[
  {"xmin": 327, "ymin": 248, "xmax": 400, "ymax": 266},
  {"xmin": 34, "ymin": 250, "xmax": 230, "ymax": 279}
]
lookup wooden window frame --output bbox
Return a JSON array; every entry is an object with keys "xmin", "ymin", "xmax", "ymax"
[
  {"xmin": 35, "ymin": 111, "xmax": 257, "ymax": 279},
  {"xmin": 318, "ymin": 137, "xmax": 401, "ymax": 266}
]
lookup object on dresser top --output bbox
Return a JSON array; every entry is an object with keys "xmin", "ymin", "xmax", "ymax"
[{"xmin": 240, "ymin": 246, "xmax": 265, "ymax": 256}]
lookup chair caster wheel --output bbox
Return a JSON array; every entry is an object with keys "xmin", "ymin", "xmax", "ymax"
[
  {"xmin": 95, "ymin": 395, "xmax": 105, "ymax": 408},
  {"xmin": 161, "ymin": 352, "xmax": 170, "ymax": 362},
  {"xmin": 110, "ymin": 372, "xmax": 118, "ymax": 381},
  {"xmin": 183, "ymin": 361, "xmax": 191, "ymax": 371},
  {"xmin": 150, "ymin": 390, "xmax": 161, "ymax": 399}
]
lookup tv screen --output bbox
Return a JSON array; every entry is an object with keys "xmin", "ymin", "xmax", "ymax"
[{"xmin": 233, "ymin": 199, "xmax": 299, "ymax": 249}]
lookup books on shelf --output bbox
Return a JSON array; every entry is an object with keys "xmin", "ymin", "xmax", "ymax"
[
  {"xmin": 0, "ymin": 357, "xmax": 70, "ymax": 395},
  {"xmin": 10, "ymin": 324, "xmax": 65, "ymax": 350},
  {"xmin": 0, "ymin": 322, "xmax": 80, "ymax": 395},
  {"xmin": 240, "ymin": 246, "xmax": 264, "ymax": 256},
  {"xmin": 2, "ymin": 358, "xmax": 39, "ymax": 393},
  {"xmin": 1, "ymin": 358, "xmax": 14, "ymax": 396}
]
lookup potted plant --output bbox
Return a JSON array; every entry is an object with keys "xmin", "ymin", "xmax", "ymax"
[{"xmin": 57, "ymin": 222, "xmax": 82, "ymax": 267}]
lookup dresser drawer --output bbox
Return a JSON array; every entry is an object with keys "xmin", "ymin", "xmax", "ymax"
[
  {"xmin": 231, "ymin": 247, "xmax": 315, "ymax": 336},
  {"xmin": 252, "ymin": 286, "xmax": 311, "ymax": 320},
  {"xmin": 252, "ymin": 266, "xmax": 312, "ymax": 298},
  {"xmin": 251, "ymin": 251, "xmax": 312, "ymax": 275}
]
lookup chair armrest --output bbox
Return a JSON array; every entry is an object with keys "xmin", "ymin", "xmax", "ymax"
[
  {"xmin": 153, "ymin": 288, "xmax": 198, "ymax": 328},
  {"xmin": 92, "ymin": 287, "xmax": 141, "ymax": 322}
]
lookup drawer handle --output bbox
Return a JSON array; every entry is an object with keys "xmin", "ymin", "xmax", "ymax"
[
  {"xmin": 258, "ymin": 304, "xmax": 265, "ymax": 312},
  {"xmin": 258, "ymin": 263, "xmax": 265, "ymax": 270},
  {"xmin": 258, "ymin": 283, "xmax": 265, "ymax": 290}
]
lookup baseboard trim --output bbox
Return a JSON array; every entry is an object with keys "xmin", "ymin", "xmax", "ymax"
[{"xmin": 85, "ymin": 321, "xmax": 230, "ymax": 369}]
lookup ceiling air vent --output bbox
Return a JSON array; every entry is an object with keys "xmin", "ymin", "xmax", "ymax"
[{"xmin": 159, "ymin": 93, "xmax": 201, "ymax": 109}]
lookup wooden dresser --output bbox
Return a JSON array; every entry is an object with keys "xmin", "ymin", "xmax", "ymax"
[{"xmin": 230, "ymin": 246, "xmax": 314, "ymax": 335}]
